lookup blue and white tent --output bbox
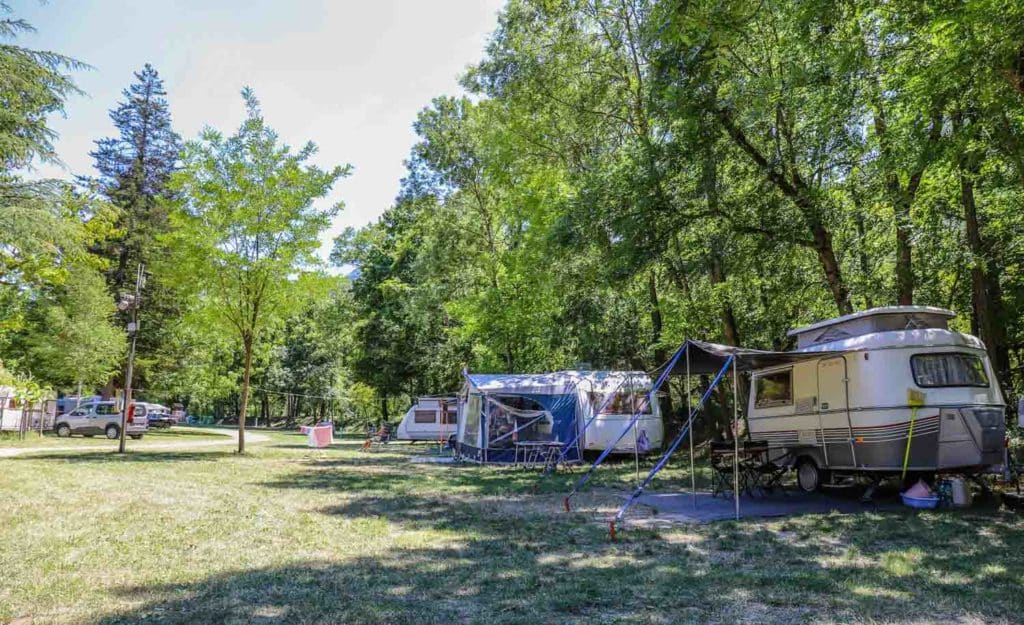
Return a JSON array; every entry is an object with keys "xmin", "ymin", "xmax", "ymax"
[{"xmin": 455, "ymin": 370, "xmax": 663, "ymax": 464}]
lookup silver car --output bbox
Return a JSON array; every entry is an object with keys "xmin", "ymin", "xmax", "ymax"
[{"xmin": 54, "ymin": 401, "xmax": 148, "ymax": 440}]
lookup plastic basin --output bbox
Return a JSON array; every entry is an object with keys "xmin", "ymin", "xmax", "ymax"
[{"xmin": 901, "ymin": 493, "xmax": 940, "ymax": 509}]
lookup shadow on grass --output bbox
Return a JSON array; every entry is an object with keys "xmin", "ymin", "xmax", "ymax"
[
  {"xmin": 9, "ymin": 450, "xmax": 238, "ymax": 463},
  {"xmin": 85, "ymin": 485, "xmax": 1024, "ymax": 625},
  {"xmin": 146, "ymin": 429, "xmax": 232, "ymax": 439}
]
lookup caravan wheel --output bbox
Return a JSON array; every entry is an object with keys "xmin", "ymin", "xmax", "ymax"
[{"xmin": 796, "ymin": 459, "xmax": 823, "ymax": 493}]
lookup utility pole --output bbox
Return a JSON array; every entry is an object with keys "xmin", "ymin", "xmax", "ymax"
[{"xmin": 118, "ymin": 263, "xmax": 145, "ymax": 454}]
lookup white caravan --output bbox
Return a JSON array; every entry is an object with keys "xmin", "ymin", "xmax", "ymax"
[
  {"xmin": 748, "ymin": 306, "xmax": 1006, "ymax": 492},
  {"xmin": 395, "ymin": 397, "xmax": 459, "ymax": 442},
  {"xmin": 455, "ymin": 371, "xmax": 665, "ymax": 463},
  {"xmin": 577, "ymin": 371, "xmax": 665, "ymax": 454}
]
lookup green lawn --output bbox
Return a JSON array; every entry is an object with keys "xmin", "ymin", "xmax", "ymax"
[{"xmin": 0, "ymin": 433, "xmax": 1021, "ymax": 624}]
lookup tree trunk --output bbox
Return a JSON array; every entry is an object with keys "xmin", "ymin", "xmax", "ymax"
[
  {"xmin": 714, "ymin": 108, "xmax": 852, "ymax": 315},
  {"xmin": 961, "ymin": 171, "xmax": 1012, "ymax": 394},
  {"xmin": 853, "ymin": 209, "xmax": 874, "ymax": 309},
  {"xmin": 894, "ymin": 199, "xmax": 914, "ymax": 305},
  {"xmin": 709, "ymin": 251, "xmax": 741, "ymax": 347},
  {"xmin": 238, "ymin": 334, "xmax": 253, "ymax": 454},
  {"xmin": 811, "ymin": 224, "xmax": 853, "ymax": 315},
  {"xmin": 647, "ymin": 270, "xmax": 676, "ymax": 427}
]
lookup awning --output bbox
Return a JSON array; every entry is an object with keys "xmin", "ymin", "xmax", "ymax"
[{"xmin": 668, "ymin": 340, "xmax": 843, "ymax": 375}]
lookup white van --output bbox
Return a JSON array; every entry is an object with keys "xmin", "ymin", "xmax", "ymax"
[{"xmin": 54, "ymin": 401, "xmax": 148, "ymax": 440}]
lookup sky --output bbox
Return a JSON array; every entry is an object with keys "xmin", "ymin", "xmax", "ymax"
[{"xmin": 18, "ymin": 0, "xmax": 505, "ymax": 260}]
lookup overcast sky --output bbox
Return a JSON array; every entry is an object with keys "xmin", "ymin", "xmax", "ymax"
[{"xmin": 18, "ymin": 0, "xmax": 505, "ymax": 259}]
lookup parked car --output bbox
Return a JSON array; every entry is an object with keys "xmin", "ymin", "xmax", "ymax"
[
  {"xmin": 53, "ymin": 401, "xmax": 148, "ymax": 440},
  {"xmin": 142, "ymin": 403, "xmax": 175, "ymax": 428}
]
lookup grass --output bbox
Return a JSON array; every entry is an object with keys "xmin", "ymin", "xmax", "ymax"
[
  {"xmin": 0, "ymin": 426, "xmax": 230, "ymax": 449},
  {"xmin": 0, "ymin": 433, "xmax": 1021, "ymax": 624}
]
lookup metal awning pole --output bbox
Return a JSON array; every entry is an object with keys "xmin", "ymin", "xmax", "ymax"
[
  {"xmin": 733, "ymin": 357, "xmax": 740, "ymax": 521},
  {"xmin": 633, "ymin": 372, "xmax": 640, "ymax": 486},
  {"xmin": 687, "ymin": 344, "xmax": 694, "ymax": 508}
]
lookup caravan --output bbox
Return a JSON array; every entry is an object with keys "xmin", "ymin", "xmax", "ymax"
[
  {"xmin": 395, "ymin": 397, "xmax": 458, "ymax": 442},
  {"xmin": 455, "ymin": 371, "xmax": 664, "ymax": 464},
  {"xmin": 747, "ymin": 306, "xmax": 1006, "ymax": 492}
]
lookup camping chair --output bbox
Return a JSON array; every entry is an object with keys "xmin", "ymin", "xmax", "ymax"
[
  {"xmin": 738, "ymin": 440, "xmax": 789, "ymax": 497},
  {"xmin": 710, "ymin": 440, "xmax": 738, "ymax": 498},
  {"xmin": 361, "ymin": 424, "xmax": 393, "ymax": 451}
]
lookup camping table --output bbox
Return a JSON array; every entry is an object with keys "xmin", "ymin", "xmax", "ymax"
[
  {"xmin": 711, "ymin": 440, "xmax": 787, "ymax": 498},
  {"xmin": 514, "ymin": 441, "xmax": 563, "ymax": 469}
]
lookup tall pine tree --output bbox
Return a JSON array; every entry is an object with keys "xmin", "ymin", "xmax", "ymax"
[
  {"xmin": 90, "ymin": 64, "xmax": 182, "ymax": 393},
  {"xmin": 91, "ymin": 63, "xmax": 181, "ymax": 290}
]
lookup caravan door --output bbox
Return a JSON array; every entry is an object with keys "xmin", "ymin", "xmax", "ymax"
[{"xmin": 817, "ymin": 357, "xmax": 857, "ymax": 468}]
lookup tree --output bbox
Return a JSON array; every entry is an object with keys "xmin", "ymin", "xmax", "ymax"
[
  {"xmin": 163, "ymin": 88, "xmax": 349, "ymax": 452},
  {"xmin": 88, "ymin": 65, "xmax": 184, "ymax": 392},
  {"xmin": 333, "ymin": 0, "xmax": 1024, "ymax": 425},
  {"xmin": 14, "ymin": 264, "xmax": 124, "ymax": 389},
  {"xmin": 0, "ymin": 2, "xmax": 86, "ymax": 170},
  {"xmin": 0, "ymin": 3, "xmax": 125, "ymax": 395},
  {"xmin": 0, "ymin": 2, "xmax": 95, "ymax": 294},
  {"xmin": 90, "ymin": 64, "xmax": 181, "ymax": 291}
]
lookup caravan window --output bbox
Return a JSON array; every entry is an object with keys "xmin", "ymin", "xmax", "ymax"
[
  {"xmin": 413, "ymin": 410, "xmax": 436, "ymax": 424},
  {"xmin": 441, "ymin": 409, "xmax": 457, "ymax": 425},
  {"xmin": 912, "ymin": 353, "xmax": 989, "ymax": 388},
  {"xmin": 589, "ymin": 392, "xmax": 653, "ymax": 415},
  {"xmin": 755, "ymin": 370, "xmax": 793, "ymax": 408}
]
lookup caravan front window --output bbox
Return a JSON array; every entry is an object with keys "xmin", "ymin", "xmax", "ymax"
[
  {"xmin": 755, "ymin": 370, "xmax": 793, "ymax": 408},
  {"xmin": 589, "ymin": 392, "xmax": 653, "ymax": 415},
  {"xmin": 413, "ymin": 410, "xmax": 435, "ymax": 424},
  {"xmin": 912, "ymin": 353, "xmax": 989, "ymax": 388}
]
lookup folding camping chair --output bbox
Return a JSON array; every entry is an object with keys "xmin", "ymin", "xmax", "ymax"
[
  {"xmin": 710, "ymin": 440, "xmax": 738, "ymax": 498},
  {"xmin": 738, "ymin": 440, "xmax": 789, "ymax": 496},
  {"xmin": 361, "ymin": 424, "xmax": 393, "ymax": 451}
]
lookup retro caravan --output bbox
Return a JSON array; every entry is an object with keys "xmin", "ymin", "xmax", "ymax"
[
  {"xmin": 747, "ymin": 306, "xmax": 1006, "ymax": 492},
  {"xmin": 395, "ymin": 396, "xmax": 458, "ymax": 442}
]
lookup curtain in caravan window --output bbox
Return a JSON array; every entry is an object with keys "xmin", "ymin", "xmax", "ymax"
[
  {"xmin": 413, "ymin": 410, "xmax": 436, "ymax": 424},
  {"xmin": 912, "ymin": 353, "xmax": 989, "ymax": 387},
  {"xmin": 588, "ymin": 392, "xmax": 653, "ymax": 415},
  {"xmin": 755, "ymin": 370, "xmax": 793, "ymax": 408}
]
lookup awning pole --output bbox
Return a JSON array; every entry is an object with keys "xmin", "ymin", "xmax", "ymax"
[
  {"xmin": 687, "ymin": 344, "xmax": 694, "ymax": 508},
  {"xmin": 566, "ymin": 344, "xmax": 688, "ymax": 508},
  {"xmin": 733, "ymin": 357, "xmax": 740, "ymax": 521},
  {"xmin": 609, "ymin": 354, "xmax": 732, "ymax": 535}
]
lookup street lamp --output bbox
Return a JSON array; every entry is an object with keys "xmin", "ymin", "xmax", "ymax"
[{"xmin": 118, "ymin": 264, "xmax": 145, "ymax": 454}]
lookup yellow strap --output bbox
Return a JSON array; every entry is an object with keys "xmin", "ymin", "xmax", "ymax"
[{"xmin": 901, "ymin": 406, "xmax": 918, "ymax": 481}]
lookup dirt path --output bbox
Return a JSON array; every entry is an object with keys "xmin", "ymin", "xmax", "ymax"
[{"xmin": 0, "ymin": 427, "xmax": 270, "ymax": 458}]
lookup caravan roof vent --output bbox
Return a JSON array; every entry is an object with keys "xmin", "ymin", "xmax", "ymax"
[{"xmin": 788, "ymin": 306, "xmax": 954, "ymax": 349}]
